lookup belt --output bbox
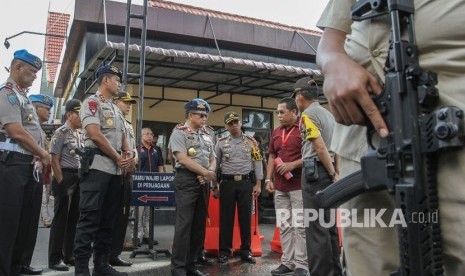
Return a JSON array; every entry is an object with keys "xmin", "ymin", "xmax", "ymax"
[
  {"xmin": 62, "ymin": 168, "xmax": 79, "ymax": 173},
  {"xmin": 222, "ymin": 174, "xmax": 250, "ymax": 181},
  {"xmin": 0, "ymin": 141, "xmax": 32, "ymax": 155}
]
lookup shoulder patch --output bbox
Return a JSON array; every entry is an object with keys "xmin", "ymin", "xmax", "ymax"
[
  {"xmin": 88, "ymin": 100, "xmax": 98, "ymax": 116},
  {"xmin": 6, "ymin": 90, "xmax": 17, "ymax": 106}
]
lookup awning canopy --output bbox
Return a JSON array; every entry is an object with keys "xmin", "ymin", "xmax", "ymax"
[{"xmin": 79, "ymin": 41, "xmax": 323, "ymax": 100}]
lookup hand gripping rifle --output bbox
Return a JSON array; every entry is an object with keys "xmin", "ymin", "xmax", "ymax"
[{"xmin": 316, "ymin": 0, "xmax": 464, "ymax": 275}]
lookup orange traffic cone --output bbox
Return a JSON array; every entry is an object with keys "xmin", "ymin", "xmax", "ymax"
[{"xmin": 270, "ymin": 226, "xmax": 283, "ymax": 254}]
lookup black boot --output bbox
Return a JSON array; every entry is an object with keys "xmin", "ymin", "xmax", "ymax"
[
  {"xmin": 75, "ymin": 259, "xmax": 91, "ymax": 276},
  {"xmin": 92, "ymin": 255, "xmax": 128, "ymax": 276}
]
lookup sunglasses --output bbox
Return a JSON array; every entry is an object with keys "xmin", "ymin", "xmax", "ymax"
[{"xmin": 191, "ymin": 112, "xmax": 208, "ymax": 118}]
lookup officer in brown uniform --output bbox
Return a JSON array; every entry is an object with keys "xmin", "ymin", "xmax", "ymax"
[
  {"xmin": 169, "ymin": 98, "xmax": 216, "ymax": 276},
  {"xmin": 110, "ymin": 92, "xmax": 137, "ymax": 267},
  {"xmin": 48, "ymin": 99, "xmax": 83, "ymax": 271},
  {"xmin": 215, "ymin": 112, "xmax": 263, "ymax": 264},
  {"xmin": 0, "ymin": 50, "xmax": 51, "ymax": 276},
  {"xmin": 74, "ymin": 65, "xmax": 132, "ymax": 276}
]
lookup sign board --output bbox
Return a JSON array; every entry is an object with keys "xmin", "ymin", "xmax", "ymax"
[{"xmin": 131, "ymin": 171, "xmax": 175, "ymax": 207}]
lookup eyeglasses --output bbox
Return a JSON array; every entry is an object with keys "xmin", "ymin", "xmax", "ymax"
[
  {"xmin": 143, "ymin": 133, "xmax": 154, "ymax": 137},
  {"xmin": 190, "ymin": 112, "xmax": 208, "ymax": 119}
]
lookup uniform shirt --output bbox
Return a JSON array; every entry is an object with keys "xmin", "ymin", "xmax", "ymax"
[
  {"xmin": 216, "ymin": 133, "xmax": 264, "ymax": 180},
  {"xmin": 80, "ymin": 91, "xmax": 125, "ymax": 175},
  {"xmin": 140, "ymin": 145, "xmax": 163, "ymax": 172},
  {"xmin": 169, "ymin": 123, "xmax": 215, "ymax": 170},
  {"xmin": 0, "ymin": 77, "xmax": 44, "ymax": 149},
  {"xmin": 269, "ymin": 123, "xmax": 302, "ymax": 192},
  {"xmin": 50, "ymin": 122, "xmax": 82, "ymax": 169},
  {"xmin": 300, "ymin": 102, "xmax": 335, "ymax": 160},
  {"xmin": 317, "ymin": 0, "xmax": 465, "ymax": 162}
]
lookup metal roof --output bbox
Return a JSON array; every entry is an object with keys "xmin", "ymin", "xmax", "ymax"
[{"xmin": 79, "ymin": 41, "xmax": 323, "ymax": 101}]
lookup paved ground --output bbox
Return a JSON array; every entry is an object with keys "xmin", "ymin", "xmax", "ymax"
[{"xmin": 31, "ymin": 219, "xmax": 282, "ymax": 276}]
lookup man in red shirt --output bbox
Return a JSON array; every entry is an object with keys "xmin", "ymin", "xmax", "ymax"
[{"xmin": 265, "ymin": 98, "xmax": 308, "ymax": 276}]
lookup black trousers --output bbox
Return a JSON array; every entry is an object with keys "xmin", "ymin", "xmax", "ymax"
[
  {"xmin": 110, "ymin": 173, "xmax": 132, "ymax": 259},
  {"xmin": 73, "ymin": 169, "xmax": 123, "ymax": 261},
  {"xmin": 219, "ymin": 179, "xmax": 253, "ymax": 256},
  {"xmin": 171, "ymin": 169, "xmax": 208, "ymax": 275},
  {"xmin": 301, "ymin": 162, "xmax": 342, "ymax": 276},
  {"xmin": 48, "ymin": 170, "xmax": 80, "ymax": 265},
  {"xmin": 0, "ymin": 152, "xmax": 38, "ymax": 276}
]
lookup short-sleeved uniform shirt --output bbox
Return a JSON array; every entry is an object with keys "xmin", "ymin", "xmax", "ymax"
[
  {"xmin": 300, "ymin": 102, "xmax": 335, "ymax": 160},
  {"xmin": 50, "ymin": 122, "xmax": 82, "ymax": 169},
  {"xmin": 169, "ymin": 123, "xmax": 215, "ymax": 170},
  {"xmin": 80, "ymin": 91, "xmax": 125, "ymax": 175},
  {"xmin": 269, "ymin": 123, "xmax": 302, "ymax": 192},
  {"xmin": 0, "ymin": 78, "xmax": 44, "ymax": 150},
  {"xmin": 216, "ymin": 133, "xmax": 264, "ymax": 180},
  {"xmin": 317, "ymin": 0, "xmax": 465, "ymax": 162}
]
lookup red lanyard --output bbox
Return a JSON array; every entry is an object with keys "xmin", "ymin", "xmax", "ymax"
[{"xmin": 281, "ymin": 126, "xmax": 296, "ymax": 147}]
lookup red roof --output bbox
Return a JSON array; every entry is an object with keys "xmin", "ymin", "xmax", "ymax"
[
  {"xmin": 148, "ymin": 0, "xmax": 322, "ymax": 36},
  {"xmin": 45, "ymin": 11, "xmax": 70, "ymax": 84}
]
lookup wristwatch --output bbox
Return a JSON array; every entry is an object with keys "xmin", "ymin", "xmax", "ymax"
[{"xmin": 265, "ymin": 179, "xmax": 272, "ymax": 184}]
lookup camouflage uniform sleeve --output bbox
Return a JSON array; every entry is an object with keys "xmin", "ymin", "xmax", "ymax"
[
  {"xmin": 0, "ymin": 87, "xmax": 22, "ymax": 125},
  {"xmin": 50, "ymin": 128, "xmax": 66, "ymax": 156},
  {"xmin": 169, "ymin": 129, "xmax": 186, "ymax": 154},
  {"xmin": 80, "ymin": 97, "xmax": 101, "ymax": 129}
]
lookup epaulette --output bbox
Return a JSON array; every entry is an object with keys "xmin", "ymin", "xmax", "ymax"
[
  {"xmin": 0, "ymin": 82, "xmax": 14, "ymax": 92},
  {"xmin": 175, "ymin": 123, "xmax": 185, "ymax": 130},
  {"xmin": 98, "ymin": 94, "xmax": 106, "ymax": 102},
  {"xmin": 125, "ymin": 119, "xmax": 132, "ymax": 125},
  {"xmin": 245, "ymin": 135, "xmax": 258, "ymax": 146},
  {"xmin": 205, "ymin": 125, "xmax": 214, "ymax": 131},
  {"xmin": 218, "ymin": 136, "xmax": 228, "ymax": 141}
]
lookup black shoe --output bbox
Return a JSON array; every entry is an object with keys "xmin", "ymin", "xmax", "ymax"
[
  {"xmin": 64, "ymin": 258, "xmax": 75, "ymax": 266},
  {"xmin": 49, "ymin": 260, "xmax": 70, "ymax": 271},
  {"xmin": 186, "ymin": 269, "xmax": 209, "ymax": 276},
  {"xmin": 271, "ymin": 264, "xmax": 294, "ymax": 275},
  {"xmin": 19, "ymin": 265, "xmax": 43, "ymax": 275},
  {"xmin": 109, "ymin": 257, "xmax": 133, "ymax": 267},
  {"xmin": 218, "ymin": 255, "xmax": 228, "ymax": 264},
  {"xmin": 294, "ymin": 268, "xmax": 310, "ymax": 276},
  {"xmin": 240, "ymin": 253, "xmax": 256, "ymax": 264},
  {"xmin": 196, "ymin": 255, "xmax": 213, "ymax": 266}
]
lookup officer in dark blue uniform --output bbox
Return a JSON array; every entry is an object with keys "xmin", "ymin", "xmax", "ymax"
[
  {"xmin": 0, "ymin": 50, "xmax": 51, "ymax": 276},
  {"xmin": 169, "ymin": 99, "xmax": 216, "ymax": 276},
  {"xmin": 74, "ymin": 65, "xmax": 132, "ymax": 276}
]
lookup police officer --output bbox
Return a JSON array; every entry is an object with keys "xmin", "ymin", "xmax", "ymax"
[
  {"xmin": 215, "ymin": 112, "xmax": 263, "ymax": 264},
  {"xmin": 74, "ymin": 65, "xmax": 132, "ymax": 276},
  {"xmin": 17, "ymin": 94, "xmax": 54, "ymax": 275},
  {"xmin": 0, "ymin": 49, "xmax": 51, "ymax": 276},
  {"xmin": 169, "ymin": 98, "xmax": 216, "ymax": 276},
  {"xmin": 109, "ymin": 92, "xmax": 137, "ymax": 267},
  {"xmin": 48, "ymin": 99, "xmax": 82, "ymax": 271},
  {"xmin": 294, "ymin": 77, "xmax": 341, "ymax": 276},
  {"xmin": 30, "ymin": 94, "xmax": 53, "ymax": 228}
]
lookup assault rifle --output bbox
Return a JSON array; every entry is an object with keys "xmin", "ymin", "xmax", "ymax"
[{"xmin": 316, "ymin": 0, "xmax": 464, "ymax": 275}]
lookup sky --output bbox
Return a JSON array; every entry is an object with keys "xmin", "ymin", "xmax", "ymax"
[{"xmin": 0, "ymin": 0, "xmax": 329, "ymax": 94}]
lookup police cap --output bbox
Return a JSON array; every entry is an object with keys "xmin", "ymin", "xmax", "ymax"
[
  {"xmin": 224, "ymin": 111, "xmax": 240, "ymax": 124},
  {"xmin": 184, "ymin": 98, "xmax": 211, "ymax": 113},
  {"xmin": 96, "ymin": 64, "xmax": 123, "ymax": 80},
  {"xmin": 65, "ymin": 99, "xmax": 82, "ymax": 112},
  {"xmin": 292, "ymin": 77, "xmax": 318, "ymax": 99},
  {"xmin": 14, "ymin": 49, "xmax": 42, "ymax": 70},
  {"xmin": 114, "ymin": 92, "xmax": 136, "ymax": 104},
  {"xmin": 29, "ymin": 94, "xmax": 53, "ymax": 108}
]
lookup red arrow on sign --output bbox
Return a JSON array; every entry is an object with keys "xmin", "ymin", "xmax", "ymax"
[{"xmin": 138, "ymin": 195, "xmax": 169, "ymax": 203}]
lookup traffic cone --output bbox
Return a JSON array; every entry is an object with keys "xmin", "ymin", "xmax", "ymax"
[
  {"xmin": 270, "ymin": 226, "xmax": 283, "ymax": 254},
  {"xmin": 250, "ymin": 198, "xmax": 263, "ymax": 257},
  {"xmin": 204, "ymin": 193, "xmax": 220, "ymax": 255}
]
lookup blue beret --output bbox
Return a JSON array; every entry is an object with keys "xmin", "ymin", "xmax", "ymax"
[
  {"xmin": 29, "ymin": 94, "xmax": 54, "ymax": 108},
  {"xmin": 185, "ymin": 98, "xmax": 211, "ymax": 113},
  {"xmin": 13, "ymin": 49, "xmax": 42, "ymax": 70},
  {"xmin": 96, "ymin": 65, "xmax": 122, "ymax": 80}
]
